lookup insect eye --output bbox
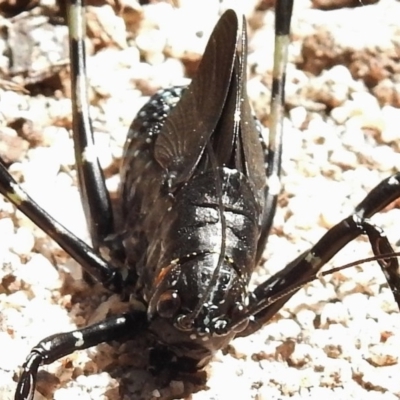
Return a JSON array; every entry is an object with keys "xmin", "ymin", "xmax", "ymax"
[
  {"xmin": 175, "ymin": 314, "xmax": 194, "ymax": 331},
  {"xmin": 156, "ymin": 290, "xmax": 181, "ymax": 318}
]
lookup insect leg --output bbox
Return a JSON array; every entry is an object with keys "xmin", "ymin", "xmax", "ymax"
[
  {"xmin": 257, "ymin": 0, "xmax": 294, "ymax": 260},
  {"xmin": 239, "ymin": 173, "xmax": 400, "ymax": 337},
  {"xmin": 66, "ymin": 0, "xmax": 116, "ymax": 254},
  {"xmin": 15, "ymin": 310, "xmax": 147, "ymax": 400},
  {"xmin": 0, "ymin": 164, "xmax": 123, "ymax": 291}
]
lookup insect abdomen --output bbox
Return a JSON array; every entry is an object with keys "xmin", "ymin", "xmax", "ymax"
[{"xmin": 119, "ymin": 88, "xmax": 261, "ymax": 309}]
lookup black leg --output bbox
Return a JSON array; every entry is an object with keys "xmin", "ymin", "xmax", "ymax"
[
  {"xmin": 238, "ymin": 173, "xmax": 400, "ymax": 337},
  {"xmin": 0, "ymin": 0, "xmax": 125, "ymax": 293},
  {"xmin": 257, "ymin": 0, "xmax": 294, "ymax": 261},
  {"xmin": 0, "ymin": 163, "xmax": 122, "ymax": 291},
  {"xmin": 15, "ymin": 311, "xmax": 147, "ymax": 400},
  {"xmin": 66, "ymin": 0, "xmax": 117, "ymax": 254}
]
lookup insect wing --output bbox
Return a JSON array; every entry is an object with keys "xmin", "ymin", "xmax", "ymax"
[
  {"xmin": 212, "ymin": 16, "xmax": 266, "ymax": 210},
  {"xmin": 211, "ymin": 29, "xmax": 241, "ymax": 169},
  {"xmin": 154, "ymin": 10, "xmax": 239, "ymax": 188},
  {"xmin": 238, "ymin": 20, "xmax": 266, "ymax": 210}
]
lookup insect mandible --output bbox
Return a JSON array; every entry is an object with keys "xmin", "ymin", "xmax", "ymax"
[{"xmin": 1, "ymin": 0, "xmax": 400, "ymax": 399}]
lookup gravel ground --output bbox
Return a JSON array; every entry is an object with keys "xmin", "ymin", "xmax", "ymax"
[{"xmin": 1, "ymin": 0, "xmax": 400, "ymax": 399}]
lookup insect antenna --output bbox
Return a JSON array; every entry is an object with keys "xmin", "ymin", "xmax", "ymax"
[
  {"xmin": 270, "ymin": 251, "xmax": 400, "ymax": 312},
  {"xmin": 227, "ymin": 251, "xmax": 400, "ymax": 333}
]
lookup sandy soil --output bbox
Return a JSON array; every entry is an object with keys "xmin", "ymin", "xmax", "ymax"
[{"xmin": 0, "ymin": 0, "xmax": 400, "ymax": 399}]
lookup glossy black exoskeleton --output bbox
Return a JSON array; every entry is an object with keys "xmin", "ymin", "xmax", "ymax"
[{"xmin": 119, "ymin": 11, "xmax": 268, "ymax": 365}]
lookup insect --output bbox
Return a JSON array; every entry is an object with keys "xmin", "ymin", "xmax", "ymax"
[{"xmin": 1, "ymin": 0, "xmax": 400, "ymax": 399}]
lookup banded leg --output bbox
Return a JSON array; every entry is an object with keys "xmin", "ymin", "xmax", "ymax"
[
  {"xmin": 15, "ymin": 311, "xmax": 148, "ymax": 400},
  {"xmin": 239, "ymin": 173, "xmax": 400, "ymax": 336},
  {"xmin": 0, "ymin": 1, "xmax": 124, "ymax": 291},
  {"xmin": 67, "ymin": 0, "xmax": 116, "ymax": 254},
  {"xmin": 257, "ymin": 0, "xmax": 294, "ymax": 261}
]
